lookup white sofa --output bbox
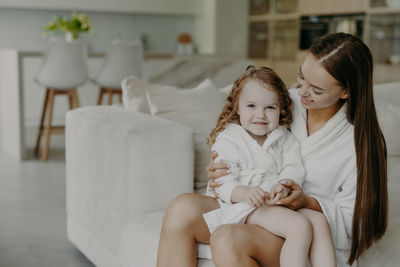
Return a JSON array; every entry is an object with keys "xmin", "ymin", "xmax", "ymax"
[{"xmin": 66, "ymin": 80, "xmax": 400, "ymax": 267}]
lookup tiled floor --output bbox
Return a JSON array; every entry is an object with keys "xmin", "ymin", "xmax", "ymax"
[{"xmin": 0, "ymin": 148, "xmax": 93, "ymax": 267}]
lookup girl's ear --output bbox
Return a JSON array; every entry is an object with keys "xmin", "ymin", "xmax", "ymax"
[{"xmin": 340, "ymin": 90, "xmax": 350, "ymax": 100}]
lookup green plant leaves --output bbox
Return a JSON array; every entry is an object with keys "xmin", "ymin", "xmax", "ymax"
[{"xmin": 43, "ymin": 12, "xmax": 93, "ymax": 39}]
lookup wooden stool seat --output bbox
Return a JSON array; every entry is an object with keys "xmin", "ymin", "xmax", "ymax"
[
  {"xmin": 97, "ymin": 87, "xmax": 123, "ymax": 105},
  {"xmin": 34, "ymin": 88, "xmax": 79, "ymax": 161}
]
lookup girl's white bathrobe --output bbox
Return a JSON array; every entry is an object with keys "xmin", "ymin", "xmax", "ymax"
[
  {"xmin": 289, "ymin": 88, "xmax": 357, "ymax": 267},
  {"xmin": 203, "ymin": 123, "xmax": 305, "ymax": 233}
]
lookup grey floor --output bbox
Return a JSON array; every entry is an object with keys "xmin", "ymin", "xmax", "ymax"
[{"xmin": 0, "ymin": 145, "xmax": 94, "ymax": 267}]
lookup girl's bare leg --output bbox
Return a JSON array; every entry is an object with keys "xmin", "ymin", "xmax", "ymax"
[
  {"xmin": 298, "ymin": 209, "xmax": 336, "ymax": 267},
  {"xmin": 157, "ymin": 193, "xmax": 219, "ymax": 267},
  {"xmin": 210, "ymin": 224, "xmax": 284, "ymax": 267},
  {"xmin": 246, "ymin": 206, "xmax": 312, "ymax": 267}
]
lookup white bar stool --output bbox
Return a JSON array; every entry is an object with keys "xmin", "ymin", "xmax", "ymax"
[
  {"xmin": 34, "ymin": 39, "xmax": 89, "ymax": 161},
  {"xmin": 93, "ymin": 40, "xmax": 143, "ymax": 105}
]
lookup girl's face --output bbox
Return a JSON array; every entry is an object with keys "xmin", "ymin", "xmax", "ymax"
[
  {"xmin": 297, "ymin": 53, "xmax": 349, "ymax": 110},
  {"xmin": 237, "ymin": 79, "xmax": 280, "ymax": 141}
]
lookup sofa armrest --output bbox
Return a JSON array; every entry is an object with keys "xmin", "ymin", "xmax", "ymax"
[{"xmin": 66, "ymin": 106, "xmax": 194, "ymax": 249}]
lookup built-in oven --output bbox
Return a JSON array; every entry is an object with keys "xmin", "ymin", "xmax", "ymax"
[
  {"xmin": 300, "ymin": 16, "xmax": 330, "ymax": 50},
  {"xmin": 300, "ymin": 14, "xmax": 365, "ymax": 50}
]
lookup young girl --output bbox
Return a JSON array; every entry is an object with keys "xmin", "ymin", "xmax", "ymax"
[{"xmin": 203, "ymin": 66, "xmax": 336, "ymax": 267}]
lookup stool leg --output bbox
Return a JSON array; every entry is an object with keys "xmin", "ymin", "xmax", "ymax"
[
  {"xmin": 68, "ymin": 91, "xmax": 74, "ymax": 109},
  {"xmin": 107, "ymin": 88, "xmax": 113, "ymax": 105},
  {"xmin": 118, "ymin": 89, "xmax": 123, "ymax": 103},
  {"xmin": 34, "ymin": 89, "xmax": 50, "ymax": 157},
  {"xmin": 71, "ymin": 89, "xmax": 80, "ymax": 108},
  {"xmin": 97, "ymin": 88, "xmax": 105, "ymax": 105},
  {"xmin": 42, "ymin": 89, "xmax": 55, "ymax": 161}
]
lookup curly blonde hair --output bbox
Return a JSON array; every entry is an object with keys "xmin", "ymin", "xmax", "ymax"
[{"xmin": 207, "ymin": 66, "xmax": 293, "ymax": 148}]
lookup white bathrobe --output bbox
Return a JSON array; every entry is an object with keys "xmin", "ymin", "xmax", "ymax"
[
  {"xmin": 203, "ymin": 123, "xmax": 305, "ymax": 233},
  {"xmin": 198, "ymin": 88, "xmax": 357, "ymax": 267},
  {"xmin": 288, "ymin": 88, "xmax": 357, "ymax": 267}
]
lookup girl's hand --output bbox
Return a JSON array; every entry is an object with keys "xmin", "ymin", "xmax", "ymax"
[
  {"xmin": 232, "ymin": 186, "xmax": 265, "ymax": 208},
  {"xmin": 207, "ymin": 152, "xmax": 230, "ymax": 190},
  {"xmin": 265, "ymin": 182, "xmax": 291, "ymax": 205},
  {"xmin": 276, "ymin": 179, "xmax": 309, "ymax": 210}
]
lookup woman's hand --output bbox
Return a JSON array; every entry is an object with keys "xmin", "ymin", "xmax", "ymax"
[
  {"xmin": 207, "ymin": 152, "xmax": 230, "ymax": 188},
  {"xmin": 277, "ymin": 179, "xmax": 322, "ymax": 212}
]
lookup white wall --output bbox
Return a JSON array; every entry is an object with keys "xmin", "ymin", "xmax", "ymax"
[
  {"xmin": 0, "ymin": 8, "xmax": 194, "ymax": 54},
  {"xmin": 0, "ymin": 0, "xmax": 197, "ymax": 15},
  {"xmin": 194, "ymin": 0, "xmax": 248, "ymax": 57}
]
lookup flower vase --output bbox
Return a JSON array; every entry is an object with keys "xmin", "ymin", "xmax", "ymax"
[
  {"xmin": 66, "ymin": 32, "xmax": 74, "ymax": 42},
  {"xmin": 65, "ymin": 32, "xmax": 79, "ymax": 42}
]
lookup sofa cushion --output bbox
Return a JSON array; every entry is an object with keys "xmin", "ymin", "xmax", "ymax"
[
  {"xmin": 121, "ymin": 76, "xmax": 179, "ymax": 114},
  {"xmin": 146, "ymin": 79, "xmax": 228, "ymax": 188},
  {"xmin": 374, "ymin": 82, "xmax": 400, "ymax": 156}
]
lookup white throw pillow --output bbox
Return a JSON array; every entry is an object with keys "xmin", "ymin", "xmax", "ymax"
[
  {"xmin": 121, "ymin": 76, "xmax": 179, "ymax": 114},
  {"xmin": 219, "ymin": 83, "xmax": 233, "ymax": 95},
  {"xmin": 146, "ymin": 79, "xmax": 228, "ymax": 188}
]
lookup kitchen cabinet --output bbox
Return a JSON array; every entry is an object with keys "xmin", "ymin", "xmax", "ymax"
[
  {"xmin": 365, "ymin": 0, "xmax": 400, "ymax": 65},
  {"xmin": 299, "ymin": 0, "xmax": 365, "ymax": 16},
  {"xmin": 248, "ymin": 0, "xmax": 400, "ymax": 84},
  {"xmin": 248, "ymin": 0, "xmax": 300, "ymax": 85}
]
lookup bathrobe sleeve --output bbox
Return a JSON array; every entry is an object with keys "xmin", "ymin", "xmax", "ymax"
[
  {"xmin": 210, "ymin": 137, "xmax": 243, "ymax": 203},
  {"xmin": 313, "ymin": 167, "xmax": 357, "ymax": 250},
  {"xmin": 278, "ymin": 133, "xmax": 305, "ymax": 186}
]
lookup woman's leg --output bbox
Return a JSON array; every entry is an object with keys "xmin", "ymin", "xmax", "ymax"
[
  {"xmin": 157, "ymin": 193, "xmax": 220, "ymax": 267},
  {"xmin": 210, "ymin": 224, "xmax": 284, "ymax": 267},
  {"xmin": 246, "ymin": 206, "xmax": 312, "ymax": 267},
  {"xmin": 298, "ymin": 208, "xmax": 336, "ymax": 267}
]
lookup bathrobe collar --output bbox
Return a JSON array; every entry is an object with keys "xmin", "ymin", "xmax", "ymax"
[
  {"xmin": 225, "ymin": 123, "xmax": 287, "ymax": 150},
  {"xmin": 295, "ymin": 100, "xmax": 351, "ymax": 161}
]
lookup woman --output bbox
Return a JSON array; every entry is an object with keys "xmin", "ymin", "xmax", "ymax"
[{"xmin": 157, "ymin": 33, "xmax": 388, "ymax": 267}]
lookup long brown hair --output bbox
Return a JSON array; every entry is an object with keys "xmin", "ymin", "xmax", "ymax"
[
  {"xmin": 310, "ymin": 32, "xmax": 388, "ymax": 264},
  {"xmin": 207, "ymin": 66, "xmax": 293, "ymax": 148}
]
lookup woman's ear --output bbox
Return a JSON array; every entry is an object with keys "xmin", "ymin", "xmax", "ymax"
[{"xmin": 340, "ymin": 90, "xmax": 350, "ymax": 100}]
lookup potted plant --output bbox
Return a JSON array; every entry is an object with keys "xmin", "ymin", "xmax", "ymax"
[{"xmin": 44, "ymin": 12, "xmax": 93, "ymax": 41}]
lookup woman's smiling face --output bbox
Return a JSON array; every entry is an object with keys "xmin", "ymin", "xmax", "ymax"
[{"xmin": 297, "ymin": 53, "xmax": 349, "ymax": 110}]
